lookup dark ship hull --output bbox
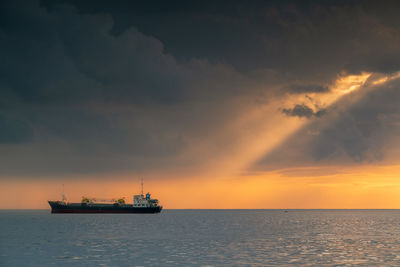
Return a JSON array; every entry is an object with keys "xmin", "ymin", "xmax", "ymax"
[{"xmin": 48, "ymin": 201, "xmax": 162, "ymax": 214}]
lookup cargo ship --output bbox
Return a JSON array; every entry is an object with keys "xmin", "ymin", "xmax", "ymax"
[{"xmin": 48, "ymin": 182, "xmax": 162, "ymax": 214}]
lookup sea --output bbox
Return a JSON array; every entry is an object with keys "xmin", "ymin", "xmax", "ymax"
[{"xmin": 1, "ymin": 210, "xmax": 400, "ymax": 266}]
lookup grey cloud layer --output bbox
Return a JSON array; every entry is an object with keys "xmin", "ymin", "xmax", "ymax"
[{"xmin": 1, "ymin": 0, "xmax": 400, "ymax": 176}]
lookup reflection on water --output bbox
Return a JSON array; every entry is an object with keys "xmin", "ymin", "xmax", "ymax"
[{"xmin": 2, "ymin": 210, "xmax": 400, "ymax": 266}]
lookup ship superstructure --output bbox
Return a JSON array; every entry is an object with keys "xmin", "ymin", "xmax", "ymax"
[{"xmin": 48, "ymin": 181, "xmax": 162, "ymax": 213}]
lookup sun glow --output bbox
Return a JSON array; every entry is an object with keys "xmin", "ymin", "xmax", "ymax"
[
  {"xmin": 334, "ymin": 73, "xmax": 371, "ymax": 94},
  {"xmin": 371, "ymin": 71, "xmax": 400, "ymax": 85},
  {"xmin": 4, "ymin": 163, "xmax": 400, "ymax": 209}
]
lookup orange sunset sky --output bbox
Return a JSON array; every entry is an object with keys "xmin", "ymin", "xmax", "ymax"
[{"xmin": 2, "ymin": 1, "xmax": 400, "ymax": 209}]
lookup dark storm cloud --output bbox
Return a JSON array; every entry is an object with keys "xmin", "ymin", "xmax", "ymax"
[
  {"xmin": 255, "ymin": 78, "xmax": 400, "ymax": 170},
  {"xmin": 1, "ymin": 0, "xmax": 400, "ymax": 176},
  {"xmin": 309, "ymin": 81, "xmax": 400, "ymax": 162},
  {"xmin": 0, "ymin": 1, "xmax": 183, "ymax": 105},
  {"xmin": 0, "ymin": 114, "xmax": 33, "ymax": 144},
  {"xmin": 43, "ymin": 0, "xmax": 400, "ymax": 75},
  {"xmin": 0, "ymin": 0, "xmax": 259, "ymax": 176},
  {"xmin": 282, "ymin": 104, "xmax": 326, "ymax": 118}
]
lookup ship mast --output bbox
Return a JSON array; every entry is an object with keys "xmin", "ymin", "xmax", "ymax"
[
  {"xmin": 62, "ymin": 184, "xmax": 67, "ymax": 202},
  {"xmin": 141, "ymin": 177, "xmax": 144, "ymax": 196}
]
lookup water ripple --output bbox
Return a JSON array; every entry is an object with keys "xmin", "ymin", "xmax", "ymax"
[{"xmin": 2, "ymin": 210, "xmax": 400, "ymax": 266}]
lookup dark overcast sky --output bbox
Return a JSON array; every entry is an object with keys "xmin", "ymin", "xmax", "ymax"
[{"xmin": 1, "ymin": 0, "xmax": 400, "ymax": 178}]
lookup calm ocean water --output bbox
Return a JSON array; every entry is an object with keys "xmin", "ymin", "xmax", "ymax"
[{"xmin": 1, "ymin": 210, "xmax": 400, "ymax": 266}]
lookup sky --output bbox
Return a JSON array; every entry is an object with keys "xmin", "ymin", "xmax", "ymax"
[{"xmin": 2, "ymin": 0, "xmax": 400, "ymax": 208}]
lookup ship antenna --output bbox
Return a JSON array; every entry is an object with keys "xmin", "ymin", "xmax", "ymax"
[{"xmin": 141, "ymin": 177, "xmax": 144, "ymax": 196}]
